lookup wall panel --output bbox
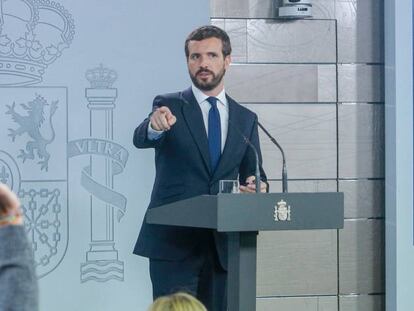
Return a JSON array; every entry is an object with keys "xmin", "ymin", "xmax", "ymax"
[
  {"xmin": 247, "ymin": 19, "xmax": 336, "ymax": 63},
  {"xmin": 257, "ymin": 296, "xmax": 338, "ymax": 311},
  {"xmin": 336, "ymin": 0, "xmax": 384, "ymax": 63},
  {"xmin": 339, "ymin": 220, "xmax": 385, "ymax": 294},
  {"xmin": 339, "ymin": 180, "xmax": 385, "ymax": 218},
  {"xmin": 211, "ymin": 0, "xmax": 335, "ymax": 19},
  {"xmin": 338, "ymin": 65, "xmax": 384, "ymax": 103},
  {"xmin": 226, "ymin": 64, "xmax": 337, "ymax": 102},
  {"xmin": 268, "ymin": 179, "xmax": 337, "ymax": 193},
  {"xmin": 257, "ymin": 230, "xmax": 338, "ymax": 296},
  {"xmin": 245, "ymin": 103, "xmax": 337, "ymax": 179},
  {"xmin": 338, "ymin": 103, "xmax": 384, "ymax": 179},
  {"xmin": 339, "ymin": 295, "xmax": 385, "ymax": 311}
]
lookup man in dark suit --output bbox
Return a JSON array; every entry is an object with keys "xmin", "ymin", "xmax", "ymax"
[{"xmin": 133, "ymin": 25, "xmax": 267, "ymax": 311}]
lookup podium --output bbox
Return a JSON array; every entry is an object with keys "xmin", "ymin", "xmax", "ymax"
[{"xmin": 147, "ymin": 192, "xmax": 344, "ymax": 311}]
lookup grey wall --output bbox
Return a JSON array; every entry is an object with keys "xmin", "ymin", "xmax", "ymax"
[{"xmin": 210, "ymin": 0, "xmax": 385, "ymax": 310}]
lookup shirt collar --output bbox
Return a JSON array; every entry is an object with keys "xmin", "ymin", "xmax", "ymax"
[{"xmin": 191, "ymin": 84, "xmax": 227, "ymax": 107}]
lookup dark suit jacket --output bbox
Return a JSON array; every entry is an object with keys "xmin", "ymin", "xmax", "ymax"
[{"xmin": 133, "ymin": 87, "xmax": 267, "ymax": 269}]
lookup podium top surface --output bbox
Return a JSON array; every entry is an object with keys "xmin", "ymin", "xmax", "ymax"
[{"xmin": 146, "ymin": 192, "xmax": 344, "ymax": 232}]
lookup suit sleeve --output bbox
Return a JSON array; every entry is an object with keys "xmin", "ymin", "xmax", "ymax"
[
  {"xmin": 238, "ymin": 115, "xmax": 268, "ymax": 188},
  {"xmin": 133, "ymin": 95, "xmax": 166, "ymax": 149},
  {"xmin": 0, "ymin": 226, "xmax": 38, "ymax": 311}
]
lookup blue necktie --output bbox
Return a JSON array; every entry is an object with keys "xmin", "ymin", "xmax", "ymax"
[{"xmin": 207, "ymin": 97, "xmax": 221, "ymax": 171}]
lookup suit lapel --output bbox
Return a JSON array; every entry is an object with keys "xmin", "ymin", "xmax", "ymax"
[
  {"xmin": 212, "ymin": 96, "xmax": 245, "ymax": 181},
  {"xmin": 180, "ymin": 87, "xmax": 212, "ymax": 174}
]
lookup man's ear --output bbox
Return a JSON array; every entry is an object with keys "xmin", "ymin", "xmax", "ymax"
[{"xmin": 224, "ymin": 55, "xmax": 231, "ymax": 69}]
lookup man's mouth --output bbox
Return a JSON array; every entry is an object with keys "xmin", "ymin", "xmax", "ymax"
[{"xmin": 197, "ymin": 70, "xmax": 212, "ymax": 78}]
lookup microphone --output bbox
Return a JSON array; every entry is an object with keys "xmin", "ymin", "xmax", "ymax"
[
  {"xmin": 257, "ymin": 122, "xmax": 288, "ymax": 193},
  {"xmin": 228, "ymin": 119, "xmax": 261, "ymax": 193}
]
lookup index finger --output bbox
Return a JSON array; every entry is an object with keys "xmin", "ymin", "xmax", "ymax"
[{"xmin": 157, "ymin": 106, "xmax": 172, "ymax": 115}]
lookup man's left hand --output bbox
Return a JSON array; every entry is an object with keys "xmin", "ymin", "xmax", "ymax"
[{"xmin": 239, "ymin": 176, "xmax": 267, "ymax": 193}]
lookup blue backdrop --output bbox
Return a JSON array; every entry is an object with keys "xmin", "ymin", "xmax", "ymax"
[{"xmin": 0, "ymin": 0, "xmax": 209, "ymax": 309}]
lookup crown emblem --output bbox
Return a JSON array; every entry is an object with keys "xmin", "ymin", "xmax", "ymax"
[
  {"xmin": 274, "ymin": 199, "xmax": 291, "ymax": 222},
  {"xmin": 85, "ymin": 64, "xmax": 118, "ymax": 89},
  {"xmin": 0, "ymin": 0, "xmax": 75, "ymax": 86}
]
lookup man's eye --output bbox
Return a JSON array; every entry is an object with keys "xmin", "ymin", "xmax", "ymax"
[{"xmin": 190, "ymin": 54, "xmax": 199, "ymax": 60}]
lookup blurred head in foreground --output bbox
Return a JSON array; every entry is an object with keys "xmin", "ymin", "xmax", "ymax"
[{"xmin": 148, "ymin": 292, "xmax": 207, "ymax": 311}]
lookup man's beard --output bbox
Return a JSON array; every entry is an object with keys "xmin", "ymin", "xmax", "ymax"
[{"xmin": 190, "ymin": 67, "xmax": 226, "ymax": 91}]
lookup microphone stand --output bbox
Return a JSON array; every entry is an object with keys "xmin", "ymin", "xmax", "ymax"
[
  {"xmin": 241, "ymin": 136, "xmax": 261, "ymax": 194},
  {"xmin": 258, "ymin": 122, "xmax": 288, "ymax": 193},
  {"xmin": 228, "ymin": 120, "xmax": 261, "ymax": 193}
]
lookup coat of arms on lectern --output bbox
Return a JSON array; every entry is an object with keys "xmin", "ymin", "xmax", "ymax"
[{"xmin": 274, "ymin": 199, "xmax": 291, "ymax": 222}]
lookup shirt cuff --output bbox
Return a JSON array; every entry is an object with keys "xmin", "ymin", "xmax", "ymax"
[{"xmin": 147, "ymin": 121, "xmax": 164, "ymax": 140}]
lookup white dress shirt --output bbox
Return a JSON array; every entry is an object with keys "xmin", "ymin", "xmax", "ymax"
[{"xmin": 148, "ymin": 84, "xmax": 229, "ymax": 152}]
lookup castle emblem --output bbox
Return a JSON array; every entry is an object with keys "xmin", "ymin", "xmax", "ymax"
[
  {"xmin": 0, "ymin": 0, "xmax": 75, "ymax": 85},
  {"xmin": 274, "ymin": 199, "xmax": 291, "ymax": 222}
]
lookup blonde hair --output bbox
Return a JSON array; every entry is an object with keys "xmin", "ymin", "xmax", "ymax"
[{"xmin": 148, "ymin": 292, "xmax": 207, "ymax": 311}]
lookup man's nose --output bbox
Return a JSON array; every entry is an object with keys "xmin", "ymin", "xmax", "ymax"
[{"xmin": 199, "ymin": 56, "xmax": 210, "ymax": 68}]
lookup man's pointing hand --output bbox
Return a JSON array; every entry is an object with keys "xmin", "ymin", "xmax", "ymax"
[{"xmin": 150, "ymin": 106, "xmax": 177, "ymax": 131}]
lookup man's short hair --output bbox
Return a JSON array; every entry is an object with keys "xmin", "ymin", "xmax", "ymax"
[{"xmin": 185, "ymin": 25, "xmax": 232, "ymax": 59}]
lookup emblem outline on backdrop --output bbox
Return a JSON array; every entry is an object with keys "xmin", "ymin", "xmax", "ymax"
[
  {"xmin": 68, "ymin": 64, "xmax": 129, "ymax": 283},
  {"xmin": 1, "ymin": 86, "xmax": 69, "ymax": 278},
  {"xmin": 1, "ymin": 0, "xmax": 129, "ymax": 284},
  {"xmin": 0, "ymin": 0, "xmax": 73, "ymax": 278}
]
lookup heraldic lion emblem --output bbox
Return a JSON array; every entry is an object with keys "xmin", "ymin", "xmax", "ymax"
[{"xmin": 6, "ymin": 94, "xmax": 58, "ymax": 171}]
